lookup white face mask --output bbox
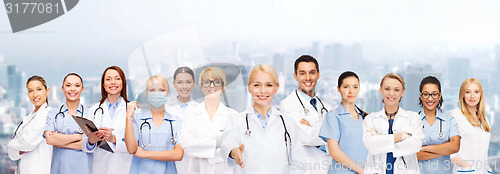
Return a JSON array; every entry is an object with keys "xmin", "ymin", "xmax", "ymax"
[{"xmin": 147, "ymin": 92, "xmax": 167, "ymax": 108}]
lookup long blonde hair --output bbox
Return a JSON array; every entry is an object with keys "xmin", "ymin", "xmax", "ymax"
[{"xmin": 458, "ymin": 78, "xmax": 490, "ymax": 132}]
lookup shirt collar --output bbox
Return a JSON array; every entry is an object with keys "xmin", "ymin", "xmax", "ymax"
[
  {"xmin": 106, "ymin": 97, "xmax": 122, "ymax": 109},
  {"xmin": 177, "ymin": 97, "xmax": 190, "ymax": 106},
  {"xmin": 336, "ymin": 102, "xmax": 362, "ymax": 116},
  {"xmin": 61, "ymin": 102, "xmax": 84, "ymax": 114},
  {"xmin": 252, "ymin": 107, "xmax": 272, "ymax": 119},
  {"xmin": 419, "ymin": 109, "xmax": 446, "ymax": 122},
  {"xmin": 141, "ymin": 109, "xmax": 179, "ymax": 121},
  {"xmin": 297, "ymin": 89, "xmax": 315, "ymax": 102}
]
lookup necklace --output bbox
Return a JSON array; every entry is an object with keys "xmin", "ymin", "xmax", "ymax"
[{"xmin": 385, "ymin": 107, "xmax": 399, "ymax": 118}]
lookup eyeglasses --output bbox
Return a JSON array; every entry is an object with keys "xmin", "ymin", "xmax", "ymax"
[
  {"xmin": 201, "ymin": 79, "xmax": 223, "ymax": 88},
  {"xmin": 420, "ymin": 92, "xmax": 441, "ymax": 99}
]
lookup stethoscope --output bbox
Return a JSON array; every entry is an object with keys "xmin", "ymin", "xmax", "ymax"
[
  {"xmin": 140, "ymin": 117, "xmax": 176, "ymax": 147},
  {"xmin": 244, "ymin": 113, "xmax": 292, "ymax": 164},
  {"xmin": 12, "ymin": 105, "xmax": 49, "ymax": 139},
  {"xmin": 55, "ymin": 104, "xmax": 85, "ymax": 133},
  {"xmin": 94, "ymin": 103, "xmax": 104, "ymax": 127},
  {"xmin": 94, "ymin": 100, "xmax": 126, "ymax": 128},
  {"xmin": 419, "ymin": 111, "xmax": 444, "ymax": 140},
  {"xmin": 295, "ymin": 90, "xmax": 328, "ymax": 116}
]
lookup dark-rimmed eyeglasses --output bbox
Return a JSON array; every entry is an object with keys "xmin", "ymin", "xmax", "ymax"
[
  {"xmin": 201, "ymin": 79, "xmax": 223, "ymax": 88},
  {"xmin": 420, "ymin": 92, "xmax": 441, "ymax": 99}
]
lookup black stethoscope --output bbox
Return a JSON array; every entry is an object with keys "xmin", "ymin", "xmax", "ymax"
[
  {"xmin": 419, "ymin": 111, "xmax": 444, "ymax": 140},
  {"xmin": 244, "ymin": 113, "xmax": 292, "ymax": 164},
  {"xmin": 140, "ymin": 117, "xmax": 176, "ymax": 147},
  {"xmin": 295, "ymin": 90, "xmax": 328, "ymax": 116},
  {"xmin": 93, "ymin": 101, "xmax": 125, "ymax": 127},
  {"xmin": 55, "ymin": 104, "xmax": 84, "ymax": 133},
  {"xmin": 12, "ymin": 105, "xmax": 49, "ymax": 139}
]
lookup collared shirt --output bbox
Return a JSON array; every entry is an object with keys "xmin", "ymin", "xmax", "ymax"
[
  {"xmin": 44, "ymin": 103, "xmax": 93, "ymax": 174},
  {"xmin": 419, "ymin": 110, "xmax": 460, "ymax": 174},
  {"xmin": 253, "ymin": 108, "xmax": 272, "ymax": 129},
  {"xmin": 130, "ymin": 109, "xmax": 181, "ymax": 174},
  {"xmin": 177, "ymin": 98, "xmax": 189, "ymax": 112},
  {"xmin": 297, "ymin": 89, "xmax": 316, "ymax": 107},
  {"xmin": 319, "ymin": 103, "xmax": 368, "ymax": 174},
  {"xmin": 105, "ymin": 97, "xmax": 122, "ymax": 120}
]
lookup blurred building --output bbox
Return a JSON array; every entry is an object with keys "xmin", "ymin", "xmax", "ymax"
[
  {"xmin": 400, "ymin": 64, "xmax": 440, "ymax": 112},
  {"xmin": 0, "ymin": 63, "xmax": 22, "ymax": 106}
]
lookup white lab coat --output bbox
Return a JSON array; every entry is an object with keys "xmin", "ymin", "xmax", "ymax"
[
  {"xmin": 181, "ymin": 101, "xmax": 237, "ymax": 174},
  {"xmin": 220, "ymin": 106, "xmax": 307, "ymax": 174},
  {"xmin": 8, "ymin": 103, "xmax": 53, "ymax": 174},
  {"xmin": 362, "ymin": 108, "xmax": 424, "ymax": 174},
  {"xmin": 166, "ymin": 98, "xmax": 199, "ymax": 174},
  {"xmin": 82, "ymin": 98, "xmax": 133, "ymax": 174},
  {"xmin": 450, "ymin": 109, "xmax": 491, "ymax": 174},
  {"xmin": 279, "ymin": 90, "xmax": 334, "ymax": 174}
]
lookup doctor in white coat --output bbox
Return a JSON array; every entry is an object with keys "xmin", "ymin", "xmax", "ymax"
[
  {"xmin": 450, "ymin": 78, "xmax": 492, "ymax": 174},
  {"xmin": 280, "ymin": 55, "xmax": 333, "ymax": 173},
  {"xmin": 8, "ymin": 75, "xmax": 53, "ymax": 174},
  {"xmin": 362, "ymin": 73, "xmax": 424, "ymax": 174},
  {"xmin": 221, "ymin": 64, "xmax": 306, "ymax": 174},
  {"xmin": 166, "ymin": 66, "xmax": 199, "ymax": 174},
  {"xmin": 181, "ymin": 66, "xmax": 238, "ymax": 174},
  {"xmin": 82, "ymin": 66, "xmax": 133, "ymax": 174}
]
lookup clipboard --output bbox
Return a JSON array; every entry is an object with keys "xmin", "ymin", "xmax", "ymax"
[{"xmin": 71, "ymin": 116, "xmax": 114, "ymax": 153}]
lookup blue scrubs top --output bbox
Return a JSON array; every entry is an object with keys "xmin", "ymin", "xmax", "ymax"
[
  {"xmin": 418, "ymin": 110, "xmax": 460, "ymax": 174},
  {"xmin": 319, "ymin": 103, "xmax": 368, "ymax": 174},
  {"xmin": 129, "ymin": 110, "xmax": 181, "ymax": 174},
  {"xmin": 44, "ymin": 103, "xmax": 93, "ymax": 174}
]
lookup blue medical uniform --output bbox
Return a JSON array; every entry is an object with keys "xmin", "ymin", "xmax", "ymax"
[
  {"xmin": 319, "ymin": 103, "xmax": 368, "ymax": 174},
  {"xmin": 418, "ymin": 110, "xmax": 460, "ymax": 174},
  {"xmin": 129, "ymin": 110, "xmax": 181, "ymax": 174},
  {"xmin": 44, "ymin": 103, "xmax": 93, "ymax": 174}
]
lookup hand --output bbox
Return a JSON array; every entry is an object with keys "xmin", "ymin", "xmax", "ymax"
[
  {"xmin": 100, "ymin": 127, "xmax": 115, "ymax": 143},
  {"xmin": 134, "ymin": 147, "xmax": 148, "ymax": 158},
  {"xmin": 367, "ymin": 128, "xmax": 378, "ymax": 135},
  {"xmin": 230, "ymin": 144, "xmax": 245, "ymax": 168},
  {"xmin": 46, "ymin": 131, "xmax": 57, "ymax": 137},
  {"xmin": 86, "ymin": 126, "xmax": 105, "ymax": 145},
  {"xmin": 300, "ymin": 119, "xmax": 311, "ymax": 127},
  {"xmin": 127, "ymin": 101, "xmax": 138, "ymax": 118}
]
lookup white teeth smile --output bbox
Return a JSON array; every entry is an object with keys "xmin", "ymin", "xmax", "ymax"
[
  {"xmin": 109, "ymin": 87, "xmax": 118, "ymax": 90},
  {"xmin": 69, "ymin": 93, "xmax": 77, "ymax": 96},
  {"xmin": 257, "ymin": 95, "xmax": 268, "ymax": 100},
  {"xmin": 33, "ymin": 98, "xmax": 40, "ymax": 102},
  {"xmin": 426, "ymin": 102, "xmax": 435, "ymax": 106},
  {"xmin": 304, "ymin": 82, "xmax": 312, "ymax": 86}
]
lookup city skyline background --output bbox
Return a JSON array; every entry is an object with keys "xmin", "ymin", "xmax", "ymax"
[{"xmin": 1, "ymin": 0, "xmax": 500, "ymax": 173}]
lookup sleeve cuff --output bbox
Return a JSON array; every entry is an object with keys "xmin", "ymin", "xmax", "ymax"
[{"xmin": 86, "ymin": 140, "xmax": 97, "ymax": 151}]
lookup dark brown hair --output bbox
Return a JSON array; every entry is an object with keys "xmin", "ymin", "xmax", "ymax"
[{"xmin": 99, "ymin": 66, "xmax": 128, "ymax": 104}]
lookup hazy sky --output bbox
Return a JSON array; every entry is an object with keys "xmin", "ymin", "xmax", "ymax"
[{"xmin": 1, "ymin": 0, "xmax": 500, "ymax": 85}]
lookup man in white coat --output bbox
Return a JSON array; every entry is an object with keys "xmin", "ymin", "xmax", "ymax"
[{"xmin": 279, "ymin": 55, "xmax": 334, "ymax": 174}]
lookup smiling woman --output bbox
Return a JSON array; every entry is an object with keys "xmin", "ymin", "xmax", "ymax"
[
  {"xmin": 220, "ymin": 64, "xmax": 306, "ymax": 173},
  {"xmin": 7, "ymin": 75, "xmax": 53, "ymax": 174},
  {"xmin": 449, "ymin": 78, "xmax": 491, "ymax": 173},
  {"xmin": 362, "ymin": 73, "xmax": 424, "ymax": 174},
  {"xmin": 180, "ymin": 66, "xmax": 238, "ymax": 174}
]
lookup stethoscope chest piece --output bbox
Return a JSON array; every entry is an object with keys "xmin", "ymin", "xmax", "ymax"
[
  {"xmin": 170, "ymin": 137, "xmax": 177, "ymax": 145},
  {"xmin": 304, "ymin": 108, "xmax": 310, "ymax": 115},
  {"xmin": 438, "ymin": 132, "xmax": 444, "ymax": 140},
  {"xmin": 244, "ymin": 129, "xmax": 252, "ymax": 137}
]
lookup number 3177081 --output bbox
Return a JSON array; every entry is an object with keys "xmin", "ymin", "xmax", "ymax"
[{"xmin": 5, "ymin": 3, "xmax": 61, "ymax": 14}]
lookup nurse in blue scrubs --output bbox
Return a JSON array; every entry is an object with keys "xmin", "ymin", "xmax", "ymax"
[
  {"xmin": 44, "ymin": 73, "xmax": 94, "ymax": 174},
  {"xmin": 124, "ymin": 75, "xmax": 183, "ymax": 174},
  {"xmin": 319, "ymin": 71, "xmax": 369, "ymax": 174},
  {"xmin": 416, "ymin": 76, "xmax": 460, "ymax": 173}
]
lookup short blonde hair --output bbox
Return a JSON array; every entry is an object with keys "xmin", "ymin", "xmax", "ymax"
[
  {"xmin": 459, "ymin": 78, "xmax": 490, "ymax": 132},
  {"xmin": 146, "ymin": 75, "xmax": 169, "ymax": 93},
  {"xmin": 248, "ymin": 64, "xmax": 279, "ymax": 85},
  {"xmin": 380, "ymin": 73, "xmax": 405, "ymax": 90},
  {"xmin": 199, "ymin": 67, "xmax": 227, "ymax": 89}
]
